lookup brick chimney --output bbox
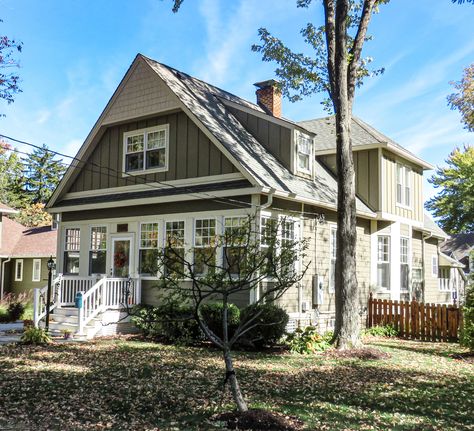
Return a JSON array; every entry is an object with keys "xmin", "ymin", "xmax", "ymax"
[{"xmin": 254, "ymin": 80, "xmax": 281, "ymax": 118}]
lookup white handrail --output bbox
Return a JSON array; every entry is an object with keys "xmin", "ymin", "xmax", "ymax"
[
  {"xmin": 78, "ymin": 277, "xmax": 107, "ymax": 335},
  {"xmin": 33, "ymin": 274, "xmax": 63, "ymax": 327}
]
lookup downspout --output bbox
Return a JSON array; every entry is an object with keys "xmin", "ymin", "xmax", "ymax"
[
  {"xmin": 1, "ymin": 257, "xmax": 11, "ymax": 299},
  {"xmin": 254, "ymin": 190, "xmax": 274, "ymax": 304},
  {"xmin": 421, "ymin": 232, "xmax": 433, "ymax": 303}
]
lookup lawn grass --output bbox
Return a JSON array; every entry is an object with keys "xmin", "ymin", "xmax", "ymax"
[{"xmin": 0, "ymin": 336, "xmax": 472, "ymax": 430}]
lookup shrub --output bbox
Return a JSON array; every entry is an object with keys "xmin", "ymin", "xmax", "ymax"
[
  {"xmin": 7, "ymin": 302, "xmax": 25, "ymax": 322},
  {"xmin": 240, "ymin": 303, "xmax": 289, "ymax": 348},
  {"xmin": 21, "ymin": 302, "xmax": 34, "ymax": 321},
  {"xmin": 132, "ymin": 301, "xmax": 200, "ymax": 345},
  {"xmin": 460, "ymin": 284, "xmax": 474, "ymax": 351},
  {"xmin": 364, "ymin": 323, "xmax": 399, "ymax": 338},
  {"xmin": 0, "ymin": 304, "xmax": 8, "ymax": 323},
  {"xmin": 285, "ymin": 326, "xmax": 332, "ymax": 354},
  {"xmin": 21, "ymin": 327, "xmax": 52, "ymax": 345},
  {"xmin": 200, "ymin": 302, "xmax": 240, "ymax": 340}
]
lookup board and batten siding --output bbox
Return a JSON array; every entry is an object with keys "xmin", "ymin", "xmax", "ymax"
[
  {"xmin": 381, "ymin": 150, "xmax": 423, "ymax": 222},
  {"xmin": 319, "ymin": 149, "xmax": 379, "ymax": 211},
  {"xmin": 228, "ymin": 106, "xmax": 292, "ymax": 171},
  {"xmin": 68, "ymin": 110, "xmax": 238, "ymax": 193}
]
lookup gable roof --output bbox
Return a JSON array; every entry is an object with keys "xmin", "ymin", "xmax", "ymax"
[
  {"xmin": 299, "ymin": 116, "xmax": 433, "ymax": 170},
  {"xmin": 422, "ymin": 213, "xmax": 449, "ymax": 239},
  {"xmin": 0, "ymin": 217, "xmax": 57, "ymax": 258},
  {"xmin": 49, "ymin": 54, "xmax": 375, "ymax": 217},
  {"xmin": 441, "ymin": 233, "xmax": 474, "ymax": 261}
]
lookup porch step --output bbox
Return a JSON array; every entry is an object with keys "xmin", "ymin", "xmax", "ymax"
[
  {"xmin": 52, "ymin": 307, "xmax": 79, "ymax": 317},
  {"xmin": 48, "ymin": 321, "xmax": 100, "ymax": 339}
]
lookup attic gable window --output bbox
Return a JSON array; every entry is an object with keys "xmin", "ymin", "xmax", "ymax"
[
  {"xmin": 124, "ymin": 125, "xmax": 169, "ymax": 174},
  {"xmin": 396, "ymin": 163, "xmax": 411, "ymax": 207},
  {"xmin": 296, "ymin": 131, "xmax": 312, "ymax": 174}
]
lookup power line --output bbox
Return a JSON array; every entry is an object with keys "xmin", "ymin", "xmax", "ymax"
[{"xmin": 0, "ymin": 134, "xmax": 254, "ymax": 209}]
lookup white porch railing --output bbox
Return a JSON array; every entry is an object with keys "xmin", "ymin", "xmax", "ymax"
[
  {"xmin": 439, "ymin": 278, "xmax": 452, "ymax": 291},
  {"xmin": 34, "ymin": 275, "xmax": 141, "ymax": 331}
]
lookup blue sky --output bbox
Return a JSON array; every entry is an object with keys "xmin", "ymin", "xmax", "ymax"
[{"xmin": 1, "ymin": 0, "xmax": 473, "ymax": 204}]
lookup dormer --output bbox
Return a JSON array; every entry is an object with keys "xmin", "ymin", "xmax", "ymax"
[{"xmin": 294, "ymin": 129, "xmax": 314, "ymax": 179}]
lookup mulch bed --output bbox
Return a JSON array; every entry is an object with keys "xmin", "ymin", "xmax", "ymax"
[
  {"xmin": 324, "ymin": 347, "xmax": 391, "ymax": 360},
  {"xmin": 214, "ymin": 409, "xmax": 305, "ymax": 431}
]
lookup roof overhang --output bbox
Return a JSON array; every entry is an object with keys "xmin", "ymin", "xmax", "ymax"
[
  {"xmin": 0, "ymin": 207, "xmax": 18, "ymax": 215},
  {"xmin": 439, "ymin": 252, "xmax": 464, "ymax": 268},
  {"xmin": 314, "ymin": 142, "xmax": 434, "ymax": 170}
]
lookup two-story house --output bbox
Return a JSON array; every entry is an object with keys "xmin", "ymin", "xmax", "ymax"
[{"xmin": 36, "ymin": 54, "xmax": 462, "ymax": 337}]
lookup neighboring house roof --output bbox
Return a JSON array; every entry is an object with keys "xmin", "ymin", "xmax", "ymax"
[
  {"xmin": 441, "ymin": 233, "xmax": 474, "ymax": 262},
  {"xmin": 0, "ymin": 202, "xmax": 18, "ymax": 215},
  {"xmin": 423, "ymin": 213, "xmax": 449, "ymax": 239},
  {"xmin": 143, "ymin": 56, "xmax": 374, "ymax": 217},
  {"xmin": 0, "ymin": 217, "xmax": 57, "ymax": 258},
  {"xmin": 298, "ymin": 116, "xmax": 433, "ymax": 170}
]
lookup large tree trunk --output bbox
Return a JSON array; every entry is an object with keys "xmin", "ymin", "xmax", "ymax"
[
  {"xmin": 332, "ymin": 0, "xmax": 361, "ymax": 349},
  {"xmin": 223, "ymin": 348, "xmax": 248, "ymax": 412}
]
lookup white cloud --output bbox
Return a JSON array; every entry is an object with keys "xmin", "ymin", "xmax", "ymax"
[{"xmin": 35, "ymin": 109, "xmax": 51, "ymax": 125}]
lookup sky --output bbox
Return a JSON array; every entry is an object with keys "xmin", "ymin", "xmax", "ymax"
[{"xmin": 1, "ymin": 0, "xmax": 473, "ymax": 206}]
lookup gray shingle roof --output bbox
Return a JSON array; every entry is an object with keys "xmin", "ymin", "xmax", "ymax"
[
  {"xmin": 441, "ymin": 233, "xmax": 474, "ymax": 261},
  {"xmin": 299, "ymin": 115, "xmax": 413, "ymax": 154},
  {"xmin": 143, "ymin": 56, "xmax": 374, "ymax": 217},
  {"xmin": 423, "ymin": 213, "xmax": 448, "ymax": 239}
]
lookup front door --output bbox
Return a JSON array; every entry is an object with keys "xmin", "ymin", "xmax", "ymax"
[{"xmin": 111, "ymin": 236, "xmax": 134, "ymax": 278}]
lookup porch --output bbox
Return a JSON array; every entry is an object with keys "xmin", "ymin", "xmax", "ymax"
[{"xmin": 33, "ymin": 275, "xmax": 141, "ymax": 338}]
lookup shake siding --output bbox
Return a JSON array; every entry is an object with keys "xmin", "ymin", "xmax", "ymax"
[
  {"xmin": 68, "ymin": 111, "xmax": 238, "ymax": 193},
  {"xmin": 102, "ymin": 59, "xmax": 179, "ymax": 125},
  {"xmin": 381, "ymin": 151, "xmax": 424, "ymax": 222}
]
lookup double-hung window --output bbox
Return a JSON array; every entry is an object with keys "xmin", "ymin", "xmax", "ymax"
[
  {"xmin": 164, "ymin": 221, "xmax": 185, "ymax": 277},
  {"xmin": 139, "ymin": 223, "xmax": 159, "ymax": 275},
  {"xmin": 64, "ymin": 228, "xmax": 80, "ymax": 275},
  {"xmin": 260, "ymin": 216, "xmax": 278, "ymax": 277},
  {"xmin": 396, "ymin": 163, "xmax": 411, "ymax": 207},
  {"xmin": 400, "ymin": 237, "xmax": 409, "ymax": 292},
  {"xmin": 124, "ymin": 125, "xmax": 168, "ymax": 174},
  {"xmin": 89, "ymin": 227, "xmax": 107, "ymax": 275},
  {"xmin": 296, "ymin": 132, "xmax": 312, "ymax": 174},
  {"xmin": 14, "ymin": 259, "xmax": 23, "ymax": 282},
  {"xmin": 377, "ymin": 236, "xmax": 390, "ymax": 289},
  {"xmin": 432, "ymin": 255, "xmax": 438, "ymax": 277},
  {"xmin": 194, "ymin": 218, "xmax": 216, "ymax": 275},
  {"xmin": 439, "ymin": 267, "xmax": 451, "ymax": 291},
  {"xmin": 280, "ymin": 217, "xmax": 297, "ymax": 274},
  {"xmin": 32, "ymin": 259, "xmax": 41, "ymax": 282},
  {"xmin": 224, "ymin": 217, "xmax": 247, "ymax": 274},
  {"xmin": 329, "ymin": 226, "xmax": 337, "ymax": 292}
]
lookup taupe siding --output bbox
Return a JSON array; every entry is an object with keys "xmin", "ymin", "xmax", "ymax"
[
  {"xmin": 68, "ymin": 111, "xmax": 238, "ymax": 193},
  {"xmin": 61, "ymin": 196, "xmax": 252, "ymax": 222},
  {"xmin": 102, "ymin": 59, "xmax": 180, "ymax": 125},
  {"xmin": 320, "ymin": 149, "xmax": 379, "ymax": 211},
  {"xmin": 424, "ymin": 238, "xmax": 451, "ymax": 304},
  {"xmin": 228, "ymin": 107, "xmax": 292, "ymax": 170},
  {"xmin": 381, "ymin": 150, "xmax": 423, "ymax": 222}
]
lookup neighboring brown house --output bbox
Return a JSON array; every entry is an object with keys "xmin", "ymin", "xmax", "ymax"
[
  {"xmin": 37, "ymin": 54, "xmax": 463, "ymax": 337},
  {"xmin": 0, "ymin": 203, "xmax": 57, "ymax": 297}
]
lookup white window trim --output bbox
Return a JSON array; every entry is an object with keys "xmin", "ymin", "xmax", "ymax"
[
  {"xmin": 32, "ymin": 258, "xmax": 42, "ymax": 282},
  {"xmin": 89, "ymin": 225, "xmax": 108, "ymax": 276},
  {"xmin": 122, "ymin": 124, "xmax": 170, "ymax": 176},
  {"xmin": 396, "ymin": 163, "xmax": 412, "ymax": 209},
  {"xmin": 14, "ymin": 259, "xmax": 23, "ymax": 282},
  {"xmin": 295, "ymin": 130, "xmax": 313, "ymax": 175},
  {"xmin": 400, "ymin": 236, "xmax": 410, "ymax": 292},
  {"xmin": 193, "ymin": 217, "xmax": 217, "ymax": 274},
  {"xmin": 432, "ymin": 255, "xmax": 438, "ymax": 277},
  {"xmin": 377, "ymin": 235, "xmax": 391, "ymax": 290}
]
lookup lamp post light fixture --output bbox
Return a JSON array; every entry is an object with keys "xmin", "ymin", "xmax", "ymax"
[{"xmin": 45, "ymin": 256, "xmax": 56, "ymax": 333}]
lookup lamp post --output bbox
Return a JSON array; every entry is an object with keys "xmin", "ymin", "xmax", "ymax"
[{"xmin": 45, "ymin": 256, "xmax": 56, "ymax": 332}]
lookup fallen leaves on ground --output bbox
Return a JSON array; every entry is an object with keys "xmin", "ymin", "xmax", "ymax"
[{"xmin": 0, "ymin": 336, "xmax": 472, "ymax": 430}]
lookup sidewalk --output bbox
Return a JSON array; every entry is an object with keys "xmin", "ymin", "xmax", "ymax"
[{"xmin": 0, "ymin": 321, "xmax": 23, "ymax": 345}]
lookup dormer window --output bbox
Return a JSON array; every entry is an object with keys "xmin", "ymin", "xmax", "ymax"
[
  {"xmin": 396, "ymin": 163, "xmax": 411, "ymax": 207},
  {"xmin": 296, "ymin": 131, "xmax": 312, "ymax": 174},
  {"xmin": 124, "ymin": 125, "xmax": 169, "ymax": 174}
]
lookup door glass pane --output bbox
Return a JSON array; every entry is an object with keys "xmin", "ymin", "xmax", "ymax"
[{"xmin": 113, "ymin": 240, "xmax": 130, "ymax": 278}]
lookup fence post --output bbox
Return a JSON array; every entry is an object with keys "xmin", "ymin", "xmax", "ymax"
[
  {"xmin": 33, "ymin": 288, "xmax": 39, "ymax": 327},
  {"xmin": 368, "ymin": 293, "xmax": 373, "ymax": 327}
]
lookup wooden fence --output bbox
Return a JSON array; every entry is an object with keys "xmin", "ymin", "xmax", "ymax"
[{"xmin": 367, "ymin": 293, "xmax": 462, "ymax": 342}]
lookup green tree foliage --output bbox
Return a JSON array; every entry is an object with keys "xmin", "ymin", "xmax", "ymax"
[
  {"xmin": 24, "ymin": 144, "xmax": 66, "ymax": 204},
  {"xmin": 14, "ymin": 202, "xmax": 52, "ymax": 227},
  {"xmin": 0, "ymin": 21, "xmax": 22, "ymax": 111},
  {"xmin": 447, "ymin": 63, "xmax": 474, "ymax": 132},
  {"xmin": 0, "ymin": 141, "xmax": 27, "ymax": 208},
  {"xmin": 426, "ymin": 146, "xmax": 474, "ymax": 234},
  {"xmin": 460, "ymin": 282, "xmax": 474, "ymax": 351}
]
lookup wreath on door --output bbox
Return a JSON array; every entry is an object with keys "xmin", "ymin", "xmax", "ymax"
[{"xmin": 114, "ymin": 251, "xmax": 127, "ymax": 268}]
